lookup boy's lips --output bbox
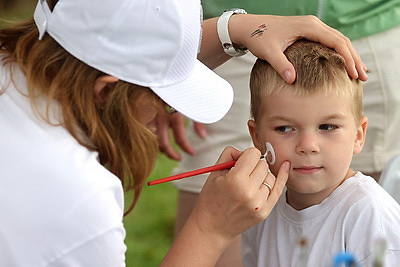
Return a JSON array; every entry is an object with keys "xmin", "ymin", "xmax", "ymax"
[{"xmin": 293, "ymin": 166, "xmax": 323, "ymax": 175}]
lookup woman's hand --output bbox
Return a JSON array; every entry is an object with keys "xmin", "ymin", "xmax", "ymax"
[
  {"xmin": 155, "ymin": 111, "xmax": 193, "ymax": 160},
  {"xmin": 200, "ymin": 15, "xmax": 368, "ymax": 84},
  {"xmin": 161, "ymin": 147, "xmax": 289, "ymax": 266},
  {"xmin": 156, "ymin": 110, "xmax": 207, "ymax": 160},
  {"xmin": 192, "ymin": 147, "xmax": 289, "ymax": 240}
]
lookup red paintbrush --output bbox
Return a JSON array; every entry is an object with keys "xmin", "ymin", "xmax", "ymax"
[
  {"xmin": 148, "ymin": 142, "xmax": 274, "ymax": 186},
  {"xmin": 147, "ymin": 154, "xmax": 268, "ymax": 186},
  {"xmin": 147, "ymin": 160, "xmax": 237, "ymax": 186}
]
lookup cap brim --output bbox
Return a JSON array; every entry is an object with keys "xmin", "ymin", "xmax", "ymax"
[{"xmin": 150, "ymin": 60, "xmax": 234, "ymax": 124}]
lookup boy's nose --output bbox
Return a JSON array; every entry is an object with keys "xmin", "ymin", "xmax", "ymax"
[{"xmin": 295, "ymin": 133, "xmax": 320, "ymax": 154}]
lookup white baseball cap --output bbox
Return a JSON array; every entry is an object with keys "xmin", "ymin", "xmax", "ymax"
[{"xmin": 33, "ymin": 0, "xmax": 233, "ymax": 123}]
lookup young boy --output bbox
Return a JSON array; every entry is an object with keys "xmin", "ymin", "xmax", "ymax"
[{"xmin": 243, "ymin": 40, "xmax": 400, "ymax": 266}]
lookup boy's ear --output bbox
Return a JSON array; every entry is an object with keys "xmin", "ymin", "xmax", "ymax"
[
  {"xmin": 94, "ymin": 75, "xmax": 119, "ymax": 106},
  {"xmin": 248, "ymin": 119, "xmax": 261, "ymax": 149},
  {"xmin": 353, "ymin": 116, "xmax": 368, "ymax": 154}
]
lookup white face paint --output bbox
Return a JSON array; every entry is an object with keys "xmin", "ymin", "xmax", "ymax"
[{"xmin": 265, "ymin": 142, "xmax": 276, "ymax": 165}]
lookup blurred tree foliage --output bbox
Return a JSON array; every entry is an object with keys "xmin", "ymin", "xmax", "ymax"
[{"xmin": 0, "ymin": 0, "xmax": 36, "ymax": 21}]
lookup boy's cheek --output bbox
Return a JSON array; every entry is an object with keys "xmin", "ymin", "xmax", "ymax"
[
  {"xmin": 270, "ymin": 161, "xmax": 283, "ymax": 177},
  {"xmin": 269, "ymin": 151, "xmax": 290, "ymax": 177}
]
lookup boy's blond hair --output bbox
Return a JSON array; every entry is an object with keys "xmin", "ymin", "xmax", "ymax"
[{"xmin": 250, "ymin": 40, "xmax": 363, "ymax": 123}]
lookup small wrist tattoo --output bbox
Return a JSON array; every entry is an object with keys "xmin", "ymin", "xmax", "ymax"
[{"xmin": 251, "ymin": 24, "xmax": 267, "ymax": 37}]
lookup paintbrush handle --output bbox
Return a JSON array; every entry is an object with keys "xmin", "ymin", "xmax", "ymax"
[{"xmin": 147, "ymin": 160, "xmax": 237, "ymax": 186}]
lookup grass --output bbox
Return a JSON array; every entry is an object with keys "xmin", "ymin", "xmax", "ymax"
[
  {"xmin": 124, "ymin": 154, "xmax": 178, "ymax": 266},
  {"xmin": 2, "ymin": 2, "xmax": 179, "ymax": 266}
]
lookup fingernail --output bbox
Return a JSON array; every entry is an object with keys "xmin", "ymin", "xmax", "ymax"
[
  {"xmin": 284, "ymin": 161, "xmax": 290, "ymax": 172},
  {"xmin": 199, "ymin": 128, "xmax": 208, "ymax": 139},
  {"xmin": 363, "ymin": 67, "xmax": 369, "ymax": 77},
  {"xmin": 353, "ymin": 66, "xmax": 359, "ymax": 78},
  {"xmin": 284, "ymin": 70, "xmax": 292, "ymax": 83}
]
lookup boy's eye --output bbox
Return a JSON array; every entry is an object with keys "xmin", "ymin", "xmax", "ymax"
[
  {"xmin": 319, "ymin": 124, "xmax": 338, "ymax": 131},
  {"xmin": 275, "ymin": 126, "xmax": 293, "ymax": 133}
]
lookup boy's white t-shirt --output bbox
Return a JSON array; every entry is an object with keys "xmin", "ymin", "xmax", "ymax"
[
  {"xmin": 242, "ymin": 172, "xmax": 400, "ymax": 267},
  {"xmin": 0, "ymin": 62, "xmax": 127, "ymax": 266}
]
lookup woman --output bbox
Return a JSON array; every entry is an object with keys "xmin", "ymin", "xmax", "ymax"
[{"xmin": 0, "ymin": 0, "xmax": 366, "ymax": 266}]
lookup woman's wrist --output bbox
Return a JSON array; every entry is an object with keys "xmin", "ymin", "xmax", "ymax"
[
  {"xmin": 217, "ymin": 9, "xmax": 248, "ymax": 57},
  {"xmin": 227, "ymin": 13, "xmax": 253, "ymax": 51}
]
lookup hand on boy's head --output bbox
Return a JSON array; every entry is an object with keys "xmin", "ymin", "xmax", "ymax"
[
  {"xmin": 229, "ymin": 14, "xmax": 368, "ymax": 83},
  {"xmin": 261, "ymin": 45, "xmax": 297, "ymax": 84}
]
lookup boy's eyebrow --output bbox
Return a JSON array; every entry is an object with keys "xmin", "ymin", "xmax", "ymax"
[
  {"xmin": 266, "ymin": 113, "xmax": 348, "ymax": 122},
  {"xmin": 266, "ymin": 115, "xmax": 293, "ymax": 122},
  {"xmin": 321, "ymin": 113, "xmax": 348, "ymax": 120}
]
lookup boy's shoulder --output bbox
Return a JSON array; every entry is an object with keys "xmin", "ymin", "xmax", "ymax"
[
  {"xmin": 337, "ymin": 172, "xmax": 400, "ymax": 219},
  {"xmin": 345, "ymin": 172, "xmax": 392, "ymax": 196},
  {"xmin": 339, "ymin": 172, "xmax": 395, "ymax": 204}
]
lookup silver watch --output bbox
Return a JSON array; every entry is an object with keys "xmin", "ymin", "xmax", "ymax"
[{"xmin": 217, "ymin": 8, "xmax": 248, "ymax": 57}]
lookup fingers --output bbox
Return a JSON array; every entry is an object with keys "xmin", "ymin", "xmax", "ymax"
[
  {"xmin": 299, "ymin": 16, "xmax": 368, "ymax": 81},
  {"xmin": 262, "ymin": 46, "xmax": 297, "ymax": 83},
  {"xmin": 213, "ymin": 146, "xmax": 248, "ymax": 166},
  {"xmin": 170, "ymin": 113, "xmax": 195, "ymax": 155},
  {"xmin": 227, "ymin": 148, "xmax": 263, "ymax": 179},
  {"xmin": 193, "ymin": 122, "xmax": 208, "ymax": 139},
  {"xmin": 157, "ymin": 112, "xmax": 197, "ymax": 160},
  {"xmin": 334, "ymin": 33, "xmax": 368, "ymax": 81},
  {"xmin": 259, "ymin": 161, "xmax": 290, "ymax": 216},
  {"xmin": 260, "ymin": 170, "xmax": 275, "ymax": 192},
  {"xmin": 156, "ymin": 111, "xmax": 181, "ymax": 160},
  {"xmin": 208, "ymin": 147, "xmax": 265, "ymax": 195},
  {"xmin": 253, "ymin": 160, "xmax": 288, "ymax": 214},
  {"xmin": 343, "ymin": 37, "xmax": 368, "ymax": 81},
  {"xmin": 323, "ymin": 32, "xmax": 362, "ymax": 81}
]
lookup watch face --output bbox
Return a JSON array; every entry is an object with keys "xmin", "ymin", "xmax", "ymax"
[{"xmin": 223, "ymin": 43, "xmax": 232, "ymax": 50}]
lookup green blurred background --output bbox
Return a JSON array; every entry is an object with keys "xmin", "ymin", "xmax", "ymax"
[
  {"xmin": 124, "ymin": 154, "xmax": 177, "ymax": 266},
  {"xmin": 1, "ymin": 1, "xmax": 178, "ymax": 266}
]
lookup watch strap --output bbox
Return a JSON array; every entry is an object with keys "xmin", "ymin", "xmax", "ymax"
[{"xmin": 217, "ymin": 8, "xmax": 248, "ymax": 57}]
